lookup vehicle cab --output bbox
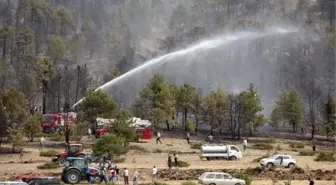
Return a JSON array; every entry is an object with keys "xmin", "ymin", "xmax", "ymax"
[{"xmin": 260, "ymin": 154, "xmax": 296, "ymax": 168}]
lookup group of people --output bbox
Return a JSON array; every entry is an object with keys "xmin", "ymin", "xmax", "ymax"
[
  {"xmin": 89, "ymin": 166, "xmax": 139, "ymax": 185},
  {"xmin": 167, "ymin": 154, "xmax": 179, "ymax": 169}
]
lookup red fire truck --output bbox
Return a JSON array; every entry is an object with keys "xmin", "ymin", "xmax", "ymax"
[
  {"xmin": 41, "ymin": 113, "xmax": 76, "ymax": 133},
  {"xmin": 95, "ymin": 117, "xmax": 152, "ymax": 139}
]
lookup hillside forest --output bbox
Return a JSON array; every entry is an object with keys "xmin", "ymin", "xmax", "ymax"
[{"xmin": 0, "ymin": 0, "xmax": 335, "ymax": 146}]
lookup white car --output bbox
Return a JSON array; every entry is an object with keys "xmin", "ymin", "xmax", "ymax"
[
  {"xmin": 197, "ymin": 172, "xmax": 246, "ymax": 185},
  {"xmin": 260, "ymin": 154, "xmax": 296, "ymax": 168}
]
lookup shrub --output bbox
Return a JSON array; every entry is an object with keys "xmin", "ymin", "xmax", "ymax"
[
  {"xmin": 252, "ymin": 154, "xmax": 270, "ymax": 163},
  {"xmin": 298, "ymin": 150, "xmax": 315, "ymax": 156},
  {"xmin": 232, "ymin": 173, "xmax": 252, "ymax": 185},
  {"xmin": 176, "ymin": 160, "xmax": 190, "ymax": 167},
  {"xmin": 314, "ymin": 152, "xmax": 336, "ymax": 162},
  {"xmin": 186, "ymin": 120, "xmax": 196, "ymax": 135},
  {"xmin": 190, "ymin": 142, "xmax": 203, "ymax": 150},
  {"xmin": 251, "ymin": 143, "xmax": 273, "ymax": 150},
  {"xmin": 37, "ymin": 162, "xmax": 59, "ymax": 169},
  {"xmin": 114, "ymin": 157, "xmax": 125, "ymax": 163},
  {"xmin": 266, "ymin": 136, "xmax": 277, "ymax": 143},
  {"xmin": 181, "ymin": 181, "xmax": 196, "ymax": 185},
  {"xmin": 288, "ymin": 142, "xmax": 304, "ymax": 149},
  {"xmin": 39, "ymin": 149, "xmax": 57, "ymax": 157},
  {"xmin": 48, "ymin": 133, "xmax": 63, "ymax": 141},
  {"xmin": 290, "ymin": 166, "xmax": 305, "ymax": 174}
]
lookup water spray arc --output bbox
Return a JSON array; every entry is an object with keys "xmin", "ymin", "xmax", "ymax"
[{"xmin": 72, "ymin": 27, "xmax": 298, "ymax": 109}]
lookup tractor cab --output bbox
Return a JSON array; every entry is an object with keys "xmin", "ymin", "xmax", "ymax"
[
  {"xmin": 65, "ymin": 144, "xmax": 83, "ymax": 157},
  {"xmin": 53, "ymin": 143, "xmax": 86, "ymax": 163}
]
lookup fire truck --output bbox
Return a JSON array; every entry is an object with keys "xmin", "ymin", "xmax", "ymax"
[
  {"xmin": 94, "ymin": 117, "xmax": 152, "ymax": 139},
  {"xmin": 41, "ymin": 113, "xmax": 76, "ymax": 133}
]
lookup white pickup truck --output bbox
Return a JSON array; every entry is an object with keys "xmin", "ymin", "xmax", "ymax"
[
  {"xmin": 260, "ymin": 154, "xmax": 296, "ymax": 168},
  {"xmin": 200, "ymin": 144, "xmax": 243, "ymax": 160}
]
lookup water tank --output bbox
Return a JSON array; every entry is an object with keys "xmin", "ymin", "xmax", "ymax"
[{"xmin": 201, "ymin": 145, "xmax": 228, "ymax": 153}]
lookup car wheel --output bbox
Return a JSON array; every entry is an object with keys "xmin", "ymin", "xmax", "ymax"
[
  {"xmin": 65, "ymin": 169, "xmax": 81, "ymax": 184},
  {"xmin": 267, "ymin": 162, "xmax": 274, "ymax": 168},
  {"xmin": 288, "ymin": 163, "xmax": 295, "ymax": 168},
  {"xmin": 235, "ymin": 183, "xmax": 241, "ymax": 185},
  {"xmin": 206, "ymin": 157, "xmax": 211, "ymax": 161},
  {"xmin": 209, "ymin": 183, "xmax": 216, "ymax": 185},
  {"xmin": 230, "ymin": 156, "xmax": 237, "ymax": 160}
]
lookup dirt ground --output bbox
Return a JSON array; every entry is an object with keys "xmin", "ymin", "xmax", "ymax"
[{"xmin": 0, "ymin": 136, "xmax": 335, "ymax": 184}]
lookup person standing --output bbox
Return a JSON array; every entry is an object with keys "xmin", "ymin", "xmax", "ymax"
[
  {"xmin": 174, "ymin": 153, "xmax": 178, "ymax": 166},
  {"xmin": 308, "ymin": 178, "xmax": 314, "ymax": 185},
  {"xmin": 168, "ymin": 155, "xmax": 172, "ymax": 170},
  {"xmin": 123, "ymin": 167, "xmax": 129, "ymax": 185},
  {"xmin": 186, "ymin": 132, "xmax": 190, "ymax": 144},
  {"xmin": 115, "ymin": 166, "xmax": 120, "ymax": 183},
  {"xmin": 88, "ymin": 127, "xmax": 92, "ymax": 137},
  {"xmin": 156, "ymin": 132, "xmax": 162, "ymax": 144},
  {"xmin": 208, "ymin": 134, "xmax": 213, "ymax": 144},
  {"xmin": 133, "ymin": 169, "xmax": 138, "ymax": 185},
  {"xmin": 19, "ymin": 148, "xmax": 24, "ymax": 161},
  {"xmin": 40, "ymin": 136, "xmax": 45, "ymax": 150},
  {"xmin": 243, "ymin": 138, "xmax": 247, "ymax": 151},
  {"xmin": 152, "ymin": 166, "xmax": 157, "ymax": 182}
]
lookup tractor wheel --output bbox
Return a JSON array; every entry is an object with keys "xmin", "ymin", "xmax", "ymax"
[
  {"xmin": 94, "ymin": 176, "xmax": 103, "ymax": 184},
  {"xmin": 64, "ymin": 169, "xmax": 81, "ymax": 184}
]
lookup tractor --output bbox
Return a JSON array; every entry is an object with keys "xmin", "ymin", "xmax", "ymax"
[
  {"xmin": 52, "ymin": 143, "xmax": 86, "ymax": 164},
  {"xmin": 61, "ymin": 157, "xmax": 103, "ymax": 184}
]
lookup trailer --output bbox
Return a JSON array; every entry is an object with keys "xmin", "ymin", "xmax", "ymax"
[{"xmin": 200, "ymin": 144, "xmax": 242, "ymax": 160}]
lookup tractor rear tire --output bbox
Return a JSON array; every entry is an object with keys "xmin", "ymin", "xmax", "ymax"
[{"xmin": 64, "ymin": 169, "xmax": 81, "ymax": 184}]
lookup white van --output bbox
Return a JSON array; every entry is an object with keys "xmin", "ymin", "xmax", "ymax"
[{"xmin": 200, "ymin": 144, "xmax": 242, "ymax": 160}]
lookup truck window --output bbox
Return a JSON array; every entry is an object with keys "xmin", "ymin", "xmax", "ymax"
[
  {"xmin": 205, "ymin": 174, "xmax": 215, "ymax": 179},
  {"xmin": 42, "ymin": 116, "xmax": 54, "ymax": 122},
  {"xmin": 230, "ymin": 146, "xmax": 239, "ymax": 152}
]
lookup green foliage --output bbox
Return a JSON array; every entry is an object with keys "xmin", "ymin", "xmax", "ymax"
[
  {"xmin": 176, "ymin": 160, "xmax": 190, "ymax": 167},
  {"xmin": 73, "ymin": 122, "xmax": 88, "ymax": 136},
  {"xmin": 9, "ymin": 131, "xmax": 26, "ymax": 151},
  {"xmin": 190, "ymin": 142, "xmax": 203, "ymax": 149},
  {"xmin": 273, "ymin": 91, "xmax": 304, "ymax": 132},
  {"xmin": 232, "ymin": 173, "xmax": 252, "ymax": 185},
  {"xmin": 178, "ymin": 83, "xmax": 197, "ymax": 125},
  {"xmin": 322, "ymin": 95, "xmax": 336, "ymax": 136},
  {"xmin": 203, "ymin": 88, "xmax": 227, "ymax": 129},
  {"xmin": 47, "ymin": 35, "xmax": 68, "ymax": 59},
  {"xmin": 240, "ymin": 84, "xmax": 264, "ymax": 134},
  {"xmin": 37, "ymin": 162, "xmax": 59, "ymax": 169},
  {"xmin": 185, "ymin": 120, "xmax": 196, "ymax": 134},
  {"xmin": 47, "ymin": 133, "xmax": 63, "ymax": 141},
  {"xmin": 288, "ymin": 141, "xmax": 305, "ymax": 149},
  {"xmin": 181, "ymin": 181, "xmax": 197, "ymax": 185},
  {"xmin": 92, "ymin": 134, "xmax": 128, "ymax": 158},
  {"xmin": 314, "ymin": 152, "xmax": 336, "ymax": 162},
  {"xmin": 40, "ymin": 149, "xmax": 57, "ymax": 157},
  {"xmin": 36, "ymin": 57, "xmax": 54, "ymax": 83},
  {"xmin": 109, "ymin": 109, "xmax": 137, "ymax": 142},
  {"xmin": 251, "ymin": 143, "xmax": 274, "ymax": 150},
  {"xmin": 134, "ymin": 74, "xmax": 175, "ymax": 128},
  {"xmin": 298, "ymin": 150, "xmax": 315, "ymax": 156},
  {"xmin": 24, "ymin": 115, "xmax": 41, "ymax": 142},
  {"xmin": 269, "ymin": 106, "xmax": 282, "ymax": 129},
  {"xmin": 78, "ymin": 89, "xmax": 118, "ymax": 123}
]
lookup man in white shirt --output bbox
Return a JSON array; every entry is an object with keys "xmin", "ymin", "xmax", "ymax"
[
  {"xmin": 156, "ymin": 132, "xmax": 162, "ymax": 144},
  {"xmin": 243, "ymin": 138, "xmax": 247, "ymax": 151},
  {"xmin": 40, "ymin": 137, "xmax": 45, "ymax": 150},
  {"xmin": 186, "ymin": 132, "xmax": 190, "ymax": 144},
  {"xmin": 152, "ymin": 166, "xmax": 157, "ymax": 182},
  {"xmin": 208, "ymin": 134, "xmax": 213, "ymax": 144},
  {"xmin": 123, "ymin": 167, "xmax": 129, "ymax": 185}
]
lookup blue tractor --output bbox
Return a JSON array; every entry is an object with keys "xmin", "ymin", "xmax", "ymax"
[{"xmin": 60, "ymin": 157, "xmax": 103, "ymax": 184}]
